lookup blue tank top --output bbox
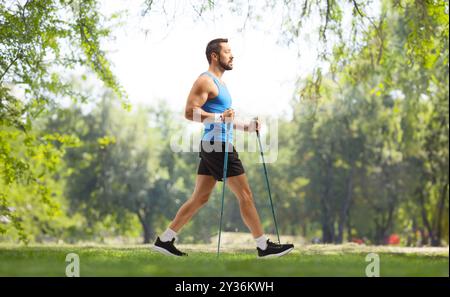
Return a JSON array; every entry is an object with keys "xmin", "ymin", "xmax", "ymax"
[{"xmin": 200, "ymin": 72, "xmax": 233, "ymax": 143}]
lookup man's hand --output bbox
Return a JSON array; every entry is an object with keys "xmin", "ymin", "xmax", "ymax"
[
  {"xmin": 222, "ymin": 109, "xmax": 235, "ymax": 123},
  {"xmin": 247, "ymin": 117, "xmax": 260, "ymax": 133}
]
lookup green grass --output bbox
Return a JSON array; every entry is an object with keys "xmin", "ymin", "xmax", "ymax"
[{"xmin": 0, "ymin": 245, "xmax": 448, "ymax": 277}]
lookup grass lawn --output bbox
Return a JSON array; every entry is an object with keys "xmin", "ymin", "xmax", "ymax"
[{"xmin": 0, "ymin": 244, "xmax": 448, "ymax": 277}]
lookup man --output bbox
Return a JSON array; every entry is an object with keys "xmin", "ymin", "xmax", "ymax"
[{"xmin": 153, "ymin": 38, "xmax": 294, "ymax": 258}]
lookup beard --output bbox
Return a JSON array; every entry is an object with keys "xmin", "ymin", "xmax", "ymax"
[{"xmin": 219, "ymin": 56, "xmax": 233, "ymax": 70}]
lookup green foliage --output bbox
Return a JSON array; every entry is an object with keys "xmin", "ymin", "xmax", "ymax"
[
  {"xmin": 1, "ymin": 0, "xmax": 127, "ymax": 242},
  {"xmin": 281, "ymin": 0, "xmax": 449, "ymax": 245}
]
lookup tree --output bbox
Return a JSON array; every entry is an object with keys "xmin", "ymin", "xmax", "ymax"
[{"xmin": 1, "ymin": 0, "xmax": 127, "ymax": 241}]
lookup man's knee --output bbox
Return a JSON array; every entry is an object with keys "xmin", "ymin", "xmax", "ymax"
[{"xmin": 192, "ymin": 191, "xmax": 212, "ymax": 205}]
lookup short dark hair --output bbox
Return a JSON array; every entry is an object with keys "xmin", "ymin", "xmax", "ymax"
[{"xmin": 206, "ymin": 38, "xmax": 228, "ymax": 64}]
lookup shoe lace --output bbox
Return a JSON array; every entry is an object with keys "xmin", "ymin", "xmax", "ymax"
[
  {"xmin": 267, "ymin": 240, "xmax": 289, "ymax": 248},
  {"xmin": 267, "ymin": 239, "xmax": 278, "ymax": 247},
  {"xmin": 170, "ymin": 237, "xmax": 184, "ymax": 253}
]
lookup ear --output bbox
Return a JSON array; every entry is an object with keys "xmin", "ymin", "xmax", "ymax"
[{"xmin": 211, "ymin": 52, "xmax": 219, "ymax": 61}]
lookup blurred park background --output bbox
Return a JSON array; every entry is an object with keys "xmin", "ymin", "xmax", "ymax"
[{"xmin": 0, "ymin": 0, "xmax": 448, "ymax": 250}]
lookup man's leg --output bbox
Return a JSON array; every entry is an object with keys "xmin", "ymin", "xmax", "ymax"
[
  {"xmin": 226, "ymin": 173, "xmax": 264, "ymax": 238},
  {"xmin": 153, "ymin": 174, "xmax": 216, "ymax": 256},
  {"xmin": 227, "ymin": 173, "xmax": 294, "ymax": 257},
  {"xmin": 169, "ymin": 174, "xmax": 217, "ymax": 232}
]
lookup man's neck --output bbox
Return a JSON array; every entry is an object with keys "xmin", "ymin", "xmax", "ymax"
[{"xmin": 208, "ymin": 65, "xmax": 224, "ymax": 79}]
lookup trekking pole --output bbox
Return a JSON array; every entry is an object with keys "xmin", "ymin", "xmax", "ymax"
[
  {"xmin": 254, "ymin": 117, "xmax": 281, "ymax": 244},
  {"xmin": 217, "ymin": 118, "xmax": 232, "ymax": 257}
]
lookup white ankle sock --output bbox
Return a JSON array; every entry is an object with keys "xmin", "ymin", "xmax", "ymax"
[
  {"xmin": 255, "ymin": 235, "xmax": 268, "ymax": 250},
  {"xmin": 160, "ymin": 228, "xmax": 177, "ymax": 242}
]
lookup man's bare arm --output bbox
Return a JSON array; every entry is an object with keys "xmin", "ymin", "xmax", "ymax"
[
  {"xmin": 184, "ymin": 76, "xmax": 237, "ymax": 125},
  {"xmin": 184, "ymin": 76, "xmax": 217, "ymax": 122}
]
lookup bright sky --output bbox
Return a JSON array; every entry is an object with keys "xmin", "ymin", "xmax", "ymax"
[{"xmin": 100, "ymin": 1, "xmax": 320, "ymax": 121}]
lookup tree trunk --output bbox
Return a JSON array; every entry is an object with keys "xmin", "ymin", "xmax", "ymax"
[
  {"xmin": 337, "ymin": 163, "xmax": 354, "ymax": 243},
  {"xmin": 321, "ymin": 220, "xmax": 334, "ymax": 243},
  {"xmin": 385, "ymin": 198, "xmax": 395, "ymax": 237},
  {"xmin": 418, "ymin": 188, "xmax": 433, "ymax": 245},
  {"xmin": 142, "ymin": 223, "xmax": 152, "ymax": 244},
  {"xmin": 137, "ymin": 211, "xmax": 153, "ymax": 244},
  {"xmin": 419, "ymin": 228, "xmax": 428, "ymax": 246},
  {"xmin": 346, "ymin": 211, "xmax": 353, "ymax": 243},
  {"xmin": 302, "ymin": 222, "xmax": 307, "ymax": 238},
  {"xmin": 321, "ymin": 154, "xmax": 335, "ymax": 243},
  {"xmin": 374, "ymin": 218, "xmax": 383, "ymax": 245},
  {"xmin": 431, "ymin": 181, "xmax": 448, "ymax": 246},
  {"xmin": 374, "ymin": 203, "xmax": 394, "ymax": 245}
]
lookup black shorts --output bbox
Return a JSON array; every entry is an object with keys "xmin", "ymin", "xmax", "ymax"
[{"xmin": 197, "ymin": 140, "xmax": 245, "ymax": 181}]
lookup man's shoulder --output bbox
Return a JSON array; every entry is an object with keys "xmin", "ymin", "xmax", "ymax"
[
  {"xmin": 194, "ymin": 73, "xmax": 215, "ymax": 89},
  {"xmin": 197, "ymin": 72, "xmax": 214, "ymax": 82}
]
